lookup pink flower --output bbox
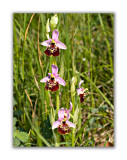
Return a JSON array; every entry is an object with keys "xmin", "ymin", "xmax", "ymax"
[
  {"xmin": 40, "ymin": 64, "xmax": 65, "ymax": 92},
  {"xmin": 52, "ymin": 102, "xmax": 75, "ymax": 135},
  {"xmin": 41, "ymin": 30, "xmax": 67, "ymax": 57},
  {"xmin": 77, "ymin": 81, "xmax": 87, "ymax": 103}
]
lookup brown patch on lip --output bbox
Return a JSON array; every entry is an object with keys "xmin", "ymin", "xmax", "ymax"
[
  {"xmin": 79, "ymin": 92, "xmax": 87, "ymax": 103},
  {"xmin": 80, "ymin": 94, "xmax": 85, "ymax": 103},
  {"xmin": 44, "ymin": 45, "xmax": 59, "ymax": 57},
  {"xmin": 45, "ymin": 79, "xmax": 59, "ymax": 92},
  {"xmin": 58, "ymin": 122, "xmax": 71, "ymax": 135}
]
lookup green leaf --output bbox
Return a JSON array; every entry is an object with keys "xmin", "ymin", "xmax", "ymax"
[
  {"xmin": 49, "ymin": 108, "xmax": 55, "ymax": 126},
  {"xmin": 19, "ymin": 144, "xmax": 25, "ymax": 147},
  {"xmin": 13, "ymin": 117, "xmax": 17, "ymax": 126},
  {"xmin": 14, "ymin": 109, "xmax": 23, "ymax": 116},
  {"xmin": 14, "ymin": 131, "xmax": 29, "ymax": 143},
  {"xmin": 46, "ymin": 18, "xmax": 50, "ymax": 33},
  {"xmin": 99, "ymin": 105, "xmax": 108, "ymax": 112},
  {"xmin": 89, "ymin": 117, "xmax": 96, "ymax": 126},
  {"xmin": 13, "ymin": 137, "xmax": 21, "ymax": 147},
  {"xmin": 41, "ymin": 116, "xmax": 53, "ymax": 139},
  {"xmin": 46, "ymin": 18, "xmax": 50, "ymax": 39},
  {"xmin": 13, "ymin": 126, "xmax": 17, "ymax": 132},
  {"xmin": 13, "ymin": 97, "xmax": 17, "ymax": 106},
  {"xmin": 91, "ymin": 108, "xmax": 98, "ymax": 113}
]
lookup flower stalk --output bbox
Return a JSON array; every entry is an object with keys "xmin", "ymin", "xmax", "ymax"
[
  {"xmin": 56, "ymin": 90, "xmax": 59, "ymax": 115},
  {"xmin": 56, "ymin": 89, "xmax": 60, "ymax": 146}
]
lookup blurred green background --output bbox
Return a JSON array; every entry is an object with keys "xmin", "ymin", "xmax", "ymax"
[{"xmin": 13, "ymin": 13, "xmax": 114, "ymax": 147}]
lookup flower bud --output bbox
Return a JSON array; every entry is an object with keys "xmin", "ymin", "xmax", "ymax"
[{"xmin": 50, "ymin": 14, "xmax": 58, "ymax": 31}]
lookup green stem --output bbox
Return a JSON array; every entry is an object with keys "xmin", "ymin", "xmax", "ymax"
[
  {"xmin": 41, "ymin": 84, "xmax": 45, "ymax": 121},
  {"xmin": 72, "ymin": 97, "xmax": 75, "ymax": 147},
  {"xmin": 56, "ymin": 90, "xmax": 59, "ymax": 114},
  {"xmin": 56, "ymin": 90, "xmax": 60, "ymax": 146}
]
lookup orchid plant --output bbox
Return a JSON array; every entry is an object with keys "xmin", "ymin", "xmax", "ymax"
[
  {"xmin": 52, "ymin": 102, "xmax": 75, "ymax": 135},
  {"xmin": 40, "ymin": 64, "xmax": 65, "ymax": 92},
  {"xmin": 41, "ymin": 30, "xmax": 67, "ymax": 57},
  {"xmin": 77, "ymin": 80, "xmax": 88, "ymax": 103}
]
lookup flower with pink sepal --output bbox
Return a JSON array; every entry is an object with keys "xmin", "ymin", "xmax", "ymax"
[
  {"xmin": 52, "ymin": 102, "xmax": 75, "ymax": 135},
  {"xmin": 40, "ymin": 64, "xmax": 65, "ymax": 92},
  {"xmin": 77, "ymin": 80, "xmax": 88, "ymax": 103},
  {"xmin": 41, "ymin": 30, "xmax": 67, "ymax": 57}
]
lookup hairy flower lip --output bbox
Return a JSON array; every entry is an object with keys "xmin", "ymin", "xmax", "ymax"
[
  {"xmin": 58, "ymin": 122, "xmax": 71, "ymax": 135},
  {"xmin": 44, "ymin": 45, "xmax": 60, "ymax": 57},
  {"xmin": 80, "ymin": 94, "xmax": 85, "ymax": 103},
  {"xmin": 45, "ymin": 80, "xmax": 59, "ymax": 92}
]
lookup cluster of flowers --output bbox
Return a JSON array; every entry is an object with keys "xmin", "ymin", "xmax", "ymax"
[{"xmin": 40, "ymin": 30, "xmax": 87, "ymax": 134}]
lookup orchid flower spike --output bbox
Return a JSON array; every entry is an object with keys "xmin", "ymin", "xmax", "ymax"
[
  {"xmin": 52, "ymin": 102, "xmax": 75, "ymax": 135},
  {"xmin": 41, "ymin": 30, "xmax": 67, "ymax": 57},
  {"xmin": 77, "ymin": 80, "xmax": 88, "ymax": 103},
  {"xmin": 40, "ymin": 64, "xmax": 65, "ymax": 92}
]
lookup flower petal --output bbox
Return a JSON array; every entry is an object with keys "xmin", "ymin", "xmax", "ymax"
[
  {"xmin": 48, "ymin": 72, "xmax": 59, "ymax": 77},
  {"xmin": 56, "ymin": 77, "xmax": 66, "ymax": 86},
  {"xmin": 77, "ymin": 88, "xmax": 84, "ymax": 95},
  {"xmin": 66, "ymin": 112, "xmax": 70, "ymax": 120},
  {"xmin": 52, "ymin": 64, "xmax": 58, "ymax": 76},
  {"xmin": 68, "ymin": 102, "xmax": 72, "ymax": 112},
  {"xmin": 58, "ymin": 108, "xmax": 65, "ymax": 121},
  {"xmin": 52, "ymin": 121, "xmax": 61, "ymax": 130},
  {"xmin": 48, "ymin": 73, "xmax": 51, "ymax": 76},
  {"xmin": 40, "ymin": 39, "xmax": 52, "ymax": 47},
  {"xmin": 64, "ymin": 108, "xmax": 70, "ymax": 120},
  {"xmin": 79, "ymin": 80, "xmax": 84, "ymax": 88},
  {"xmin": 66, "ymin": 120, "xmax": 75, "ymax": 128},
  {"xmin": 52, "ymin": 30, "xmax": 59, "ymax": 42},
  {"xmin": 56, "ymin": 40, "xmax": 67, "ymax": 49},
  {"xmin": 40, "ymin": 76, "xmax": 50, "ymax": 83}
]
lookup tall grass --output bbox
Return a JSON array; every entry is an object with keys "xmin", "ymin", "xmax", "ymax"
[{"xmin": 13, "ymin": 13, "xmax": 114, "ymax": 147}]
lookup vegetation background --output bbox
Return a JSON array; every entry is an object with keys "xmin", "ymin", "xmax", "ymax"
[{"xmin": 13, "ymin": 13, "xmax": 114, "ymax": 147}]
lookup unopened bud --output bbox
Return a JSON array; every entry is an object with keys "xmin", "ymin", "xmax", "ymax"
[{"xmin": 50, "ymin": 14, "xmax": 58, "ymax": 31}]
